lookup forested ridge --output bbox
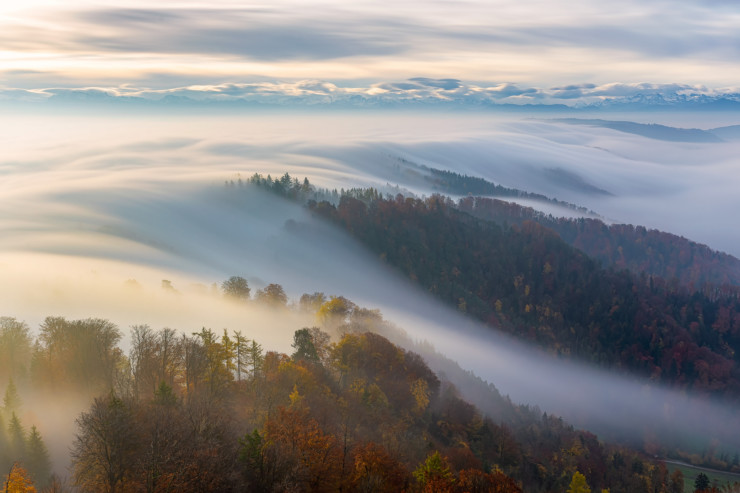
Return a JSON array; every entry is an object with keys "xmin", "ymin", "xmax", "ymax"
[
  {"xmin": 236, "ymin": 171, "xmax": 740, "ymax": 288},
  {"xmin": 305, "ymin": 192, "xmax": 740, "ymax": 401},
  {"xmin": 457, "ymin": 196, "xmax": 740, "ymax": 288},
  {"xmin": 241, "ymin": 173, "xmax": 740, "ymax": 401},
  {"xmin": 0, "ymin": 288, "xmax": 703, "ymax": 492},
  {"xmin": 4, "ymin": 169, "xmax": 736, "ymax": 492}
]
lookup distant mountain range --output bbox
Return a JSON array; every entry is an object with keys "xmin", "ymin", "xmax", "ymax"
[{"xmin": 4, "ymin": 86, "xmax": 740, "ymax": 112}]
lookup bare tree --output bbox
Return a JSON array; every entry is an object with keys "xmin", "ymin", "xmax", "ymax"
[{"xmin": 72, "ymin": 394, "xmax": 139, "ymax": 493}]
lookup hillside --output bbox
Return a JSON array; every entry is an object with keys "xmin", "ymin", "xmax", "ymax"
[
  {"xmin": 305, "ymin": 193, "xmax": 740, "ymax": 401},
  {"xmin": 1, "ymin": 301, "xmax": 687, "ymax": 493},
  {"xmin": 458, "ymin": 196, "xmax": 740, "ymax": 288}
]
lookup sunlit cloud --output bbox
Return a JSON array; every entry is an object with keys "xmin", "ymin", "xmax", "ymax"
[{"xmin": 1, "ymin": 1, "xmax": 739, "ymax": 90}]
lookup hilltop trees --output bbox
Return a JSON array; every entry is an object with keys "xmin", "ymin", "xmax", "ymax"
[
  {"xmin": 0, "ymin": 317, "xmax": 33, "ymax": 381},
  {"xmin": 222, "ymin": 276, "xmax": 251, "ymax": 302},
  {"xmin": 32, "ymin": 317, "xmax": 124, "ymax": 395}
]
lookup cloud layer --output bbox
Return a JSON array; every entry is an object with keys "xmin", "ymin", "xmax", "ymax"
[
  {"xmin": 1, "ymin": 1, "xmax": 739, "ymax": 94},
  {"xmin": 2, "ymin": 111, "xmax": 740, "ymax": 452}
]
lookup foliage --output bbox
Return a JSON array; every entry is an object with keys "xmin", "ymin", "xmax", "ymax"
[
  {"xmin": 308, "ymin": 192, "xmax": 740, "ymax": 402},
  {"xmin": 460, "ymin": 196, "xmax": 740, "ymax": 288},
  {"xmin": 3, "ymin": 275, "xmax": 721, "ymax": 493},
  {"xmin": 255, "ymin": 283, "xmax": 288, "ymax": 307},
  {"xmin": 568, "ymin": 470, "xmax": 592, "ymax": 493},
  {"xmin": 695, "ymin": 472, "xmax": 711, "ymax": 491},
  {"xmin": 222, "ymin": 275, "xmax": 251, "ymax": 301},
  {"xmin": 3, "ymin": 463, "xmax": 36, "ymax": 493}
]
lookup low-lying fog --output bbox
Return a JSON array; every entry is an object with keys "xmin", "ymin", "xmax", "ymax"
[{"xmin": 2, "ymin": 109, "xmax": 739, "ymax": 471}]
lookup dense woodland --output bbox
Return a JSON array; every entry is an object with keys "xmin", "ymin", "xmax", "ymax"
[
  {"xmin": 307, "ymin": 193, "xmax": 740, "ymax": 400},
  {"xmin": 4, "ymin": 285, "xmax": 722, "ymax": 493},
  {"xmin": 457, "ymin": 196, "xmax": 740, "ymax": 288},
  {"xmin": 239, "ymin": 173, "xmax": 740, "ymax": 402}
]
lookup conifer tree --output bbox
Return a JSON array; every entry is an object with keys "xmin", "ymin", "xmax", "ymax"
[
  {"xmin": 25, "ymin": 426, "xmax": 51, "ymax": 488},
  {"xmin": 7, "ymin": 412, "xmax": 26, "ymax": 462},
  {"xmin": 3, "ymin": 378, "xmax": 22, "ymax": 415}
]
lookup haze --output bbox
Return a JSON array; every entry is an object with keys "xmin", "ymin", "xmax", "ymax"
[{"xmin": 2, "ymin": 110, "xmax": 740, "ymax": 469}]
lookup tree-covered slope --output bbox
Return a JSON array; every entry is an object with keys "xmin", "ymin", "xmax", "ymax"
[
  {"xmin": 1, "ymin": 307, "xmax": 688, "ymax": 493},
  {"xmin": 459, "ymin": 196, "xmax": 740, "ymax": 288},
  {"xmin": 307, "ymin": 194, "xmax": 740, "ymax": 399}
]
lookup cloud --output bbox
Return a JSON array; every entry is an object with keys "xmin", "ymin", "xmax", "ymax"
[
  {"xmin": 1, "ymin": 7, "xmax": 405, "ymax": 61},
  {"xmin": 408, "ymin": 78, "xmax": 463, "ymax": 91}
]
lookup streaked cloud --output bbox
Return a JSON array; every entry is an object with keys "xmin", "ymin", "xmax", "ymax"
[{"xmin": 1, "ymin": 1, "xmax": 739, "ymax": 92}]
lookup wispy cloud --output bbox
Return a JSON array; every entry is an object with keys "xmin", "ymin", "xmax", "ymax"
[{"xmin": 1, "ymin": 2, "xmax": 739, "ymax": 89}]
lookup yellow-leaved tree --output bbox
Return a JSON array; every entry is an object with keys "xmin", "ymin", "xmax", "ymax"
[
  {"xmin": 567, "ymin": 470, "xmax": 591, "ymax": 493},
  {"xmin": 3, "ymin": 463, "xmax": 37, "ymax": 493}
]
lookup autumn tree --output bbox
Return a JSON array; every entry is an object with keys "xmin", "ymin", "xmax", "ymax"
[
  {"xmin": 457, "ymin": 468, "xmax": 522, "ymax": 493},
  {"xmin": 318, "ymin": 296, "xmax": 356, "ymax": 329},
  {"xmin": 669, "ymin": 469, "xmax": 684, "ymax": 493},
  {"xmin": 414, "ymin": 451, "xmax": 456, "ymax": 493},
  {"xmin": 193, "ymin": 328, "xmax": 235, "ymax": 395},
  {"xmin": 263, "ymin": 406, "xmax": 342, "ymax": 492},
  {"xmin": 568, "ymin": 470, "xmax": 592, "ymax": 493},
  {"xmin": 3, "ymin": 463, "xmax": 36, "ymax": 493},
  {"xmin": 350, "ymin": 442, "xmax": 408, "ymax": 493}
]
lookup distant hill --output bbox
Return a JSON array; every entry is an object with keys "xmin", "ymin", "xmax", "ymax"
[
  {"xmin": 710, "ymin": 125, "xmax": 740, "ymax": 141},
  {"xmin": 555, "ymin": 118, "xmax": 723, "ymax": 142}
]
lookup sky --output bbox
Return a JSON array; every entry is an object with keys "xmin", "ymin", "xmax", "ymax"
[{"xmin": 2, "ymin": 0, "xmax": 740, "ymax": 106}]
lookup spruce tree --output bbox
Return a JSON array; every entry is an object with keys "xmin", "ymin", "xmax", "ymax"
[
  {"xmin": 7, "ymin": 412, "xmax": 26, "ymax": 461},
  {"xmin": 2, "ymin": 378, "xmax": 22, "ymax": 415},
  {"xmin": 26, "ymin": 425, "xmax": 52, "ymax": 488}
]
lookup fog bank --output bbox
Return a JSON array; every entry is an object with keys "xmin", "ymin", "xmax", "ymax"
[{"xmin": 2, "ymin": 110, "xmax": 739, "ymax": 463}]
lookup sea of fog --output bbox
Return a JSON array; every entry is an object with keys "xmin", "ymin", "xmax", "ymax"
[{"xmin": 2, "ymin": 109, "xmax": 740, "ymax": 464}]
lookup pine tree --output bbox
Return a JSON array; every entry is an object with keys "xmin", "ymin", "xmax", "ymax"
[
  {"xmin": 3, "ymin": 378, "xmax": 22, "ymax": 415},
  {"xmin": 7, "ymin": 412, "xmax": 26, "ymax": 461},
  {"xmin": 25, "ymin": 426, "xmax": 51, "ymax": 488},
  {"xmin": 694, "ymin": 472, "xmax": 710, "ymax": 492},
  {"xmin": 0, "ymin": 413, "xmax": 10, "ymax": 475}
]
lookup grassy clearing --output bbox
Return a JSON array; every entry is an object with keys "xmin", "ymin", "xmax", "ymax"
[{"xmin": 664, "ymin": 461, "xmax": 740, "ymax": 492}]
